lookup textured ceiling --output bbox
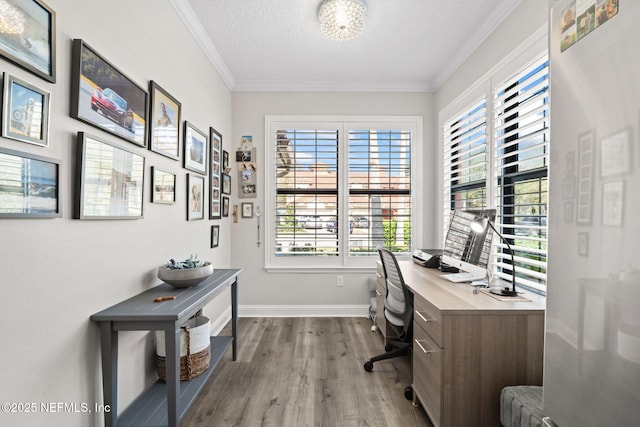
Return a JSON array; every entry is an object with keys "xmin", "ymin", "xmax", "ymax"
[{"xmin": 173, "ymin": 0, "xmax": 523, "ymax": 92}]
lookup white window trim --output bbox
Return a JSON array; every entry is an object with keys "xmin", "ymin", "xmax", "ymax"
[
  {"xmin": 438, "ymin": 24, "xmax": 549, "ymax": 289},
  {"xmin": 264, "ymin": 115, "xmax": 423, "ymax": 272}
]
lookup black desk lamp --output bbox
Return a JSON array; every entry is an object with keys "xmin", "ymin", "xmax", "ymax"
[{"xmin": 470, "ymin": 216, "xmax": 519, "ymax": 297}]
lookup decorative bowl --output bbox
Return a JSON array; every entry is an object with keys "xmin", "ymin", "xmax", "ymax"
[{"xmin": 157, "ymin": 262, "xmax": 214, "ymax": 288}]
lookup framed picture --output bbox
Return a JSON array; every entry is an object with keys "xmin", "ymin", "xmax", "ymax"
[
  {"xmin": 0, "ymin": 0, "xmax": 56, "ymax": 82},
  {"xmin": 1, "ymin": 73, "xmax": 50, "ymax": 146},
  {"xmin": 602, "ymin": 180, "xmax": 624, "ymax": 227},
  {"xmin": 242, "ymin": 202, "xmax": 253, "ymax": 218},
  {"xmin": 211, "ymin": 225, "xmax": 220, "ymax": 248},
  {"xmin": 222, "ymin": 196, "xmax": 229, "ymax": 217},
  {"xmin": 148, "ymin": 81, "xmax": 181, "ymax": 160},
  {"xmin": 223, "ymin": 150, "xmax": 230, "ymax": 173},
  {"xmin": 600, "ymin": 127, "xmax": 631, "ymax": 178},
  {"xmin": 183, "ymin": 121, "xmax": 207, "ymax": 174},
  {"xmin": 74, "ymin": 132, "xmax": 144, "ymax": 219},
  {"xmin": 70, "ymin": 39, "xmax": 148, "ymax": 147},
  {"xmin": 222, "ymin": 173, "xmax": 231, "ymax": 195},
  {"xmin": 0, "ymin": 147, "xmax": 60, "ymax": 218},
  {"xmin": 576, "ymin": 130, "xmax": 594, "ymax": 225},
  {"xmin": 150, "ymin": 167, "xmax": 175, "ymax": 204},
  {"xmin": 187, "ymin": 173, "xmax": 204, "ymax": 221},
  {"xmin": 578, "ymin": 232, "xmax": 589, "ymax": 257},
  {"xmin": 209, "ymin": 127, "xmax": 222, "ymax": 219}
]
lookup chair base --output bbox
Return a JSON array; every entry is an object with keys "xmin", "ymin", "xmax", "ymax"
[{"xmin": 363, "ymin": 340, "xmax": 411, "ymax": 372}]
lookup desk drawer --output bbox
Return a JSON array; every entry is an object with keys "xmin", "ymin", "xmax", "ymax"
[
  {"xmin": 413, "ymin": 324, "xmax": 442, "ymax": 427},
  {"xmin": 414, "ymin": 295, "xmax": 443, "ymax": 347}
]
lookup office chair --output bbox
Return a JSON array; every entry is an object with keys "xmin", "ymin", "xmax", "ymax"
[{"xmin": 364, "ymin": 247, "xmax": 413, "ymax": 400}]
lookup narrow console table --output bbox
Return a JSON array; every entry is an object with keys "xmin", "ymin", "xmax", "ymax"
[{"xmin": 90, "ymin": 269, "xmax": 241, "ymax": 427}]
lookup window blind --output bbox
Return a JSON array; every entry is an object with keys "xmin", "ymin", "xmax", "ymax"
[
  {"xmin": 492, "ymin": 56, "xmax": 549, "ymax": 291},
  {"xmin": 274, "ymin": 129, "xmax": 339, "ymax": 256},
  {"xmin": 348, "ymin": 130, "xmax": 412, "ymax": 255},
  {"xmin": 442, "ymin": 97, "xmax": 487, "ymax": 238}
]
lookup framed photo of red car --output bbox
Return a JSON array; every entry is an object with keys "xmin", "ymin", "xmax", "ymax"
[
  {"xmin": 70, "ymin": 39, "xmax": 148, "ymax": 147},
  {"xmin": 0, "ymin": 0, "xmax": 56, "ymax": 83},
  {"xmin": 183, "ymin": 121, "xmax": 207, "ymax": 174},
  {"xmin": 148, "ymin": 81, "xmax": 181, "ymax": 160},
  {"xmin": 1, "ymin": 72, "xmax": 50, "ymax": 147}
]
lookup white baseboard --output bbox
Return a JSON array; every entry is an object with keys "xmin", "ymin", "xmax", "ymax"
[
  {"xmin": 208, "ymin": 305, "xmax": 371, "ymax": 335},
  {"xmin": 239, "ymin": 305, "xmax": 371, "ymax": 318}
]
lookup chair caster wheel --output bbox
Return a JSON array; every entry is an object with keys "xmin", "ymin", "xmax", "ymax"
[
  {"xmin": 371, "ymin": 325, "xmax": 377, "ymax": 332},
  {"xmin": 363, "ymin": 360, "xmax": 373, "ymax": 372},
  {"xmin": 404, "ymin": 386, "xmax": 413, "ymax": 401},
  {"xmin": 385, "ymin": 344, "xmax": 394, "ymax": 352}
]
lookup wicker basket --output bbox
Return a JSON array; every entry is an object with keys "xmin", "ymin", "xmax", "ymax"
[{"xmin": 155, "ymin": 316, "xmax": 210, "ymax": 381}]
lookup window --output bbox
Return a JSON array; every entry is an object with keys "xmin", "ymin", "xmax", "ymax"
[
  {"xmin": 266, "ymin": 116, "xmax": 421, "ymax": 270},
  {"xmin": 493, "ymin": 56, "xmax": 549, "ymax": 292},
  {"xmin": 442, "ymin": 97, "xmax": 487, "ymax": 237},
  {"xmin": 441, "ymin": 53, "xmax": 549, "ymax": 293}
]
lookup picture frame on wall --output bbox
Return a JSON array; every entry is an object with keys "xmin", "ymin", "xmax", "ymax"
[
  {"xmin": 576, "ymin": 130, "xmax": 594, "ymax": 225},
  {"xmin": 1, "ymin": 73, "xmax": 50, "ymax": 147},
  {"xmin": 187, "ymin": 173, "xmax": 205, "ymax": 221},
  {"xmin": 222, "ymin": 173, "xmax": 231, "ymax": 195},
  {"xmin": 148, "ymin": 81, "xmax": 181, "ymax": 160},
  {"xmin": 209, "ymin": 127, "xmax": 222, "ymax": 219},
  {"xmin": 602, "ymin": 180, "xmax": 624, "ymax": 227},
  {"xmin": 150, "ymin": 167, "xmax": 176, "ymax": 204},
  {"xmin": 0, "ymin": 0, "xmax": 56, "ymax": 83},
  {"xmin": 211, "ymin": 225, "xmax": 220, "ymax": 248},
  {"xmin": 74, "ymin": 132, "xmax": 144, "ymax": 220},
  {"xmin": 222, "ymin": 196, "xmax": 229, "ymax": 217},
  {"xmin": 183, "ymin": 121, "xmax": 207, "ymax": 174},
  {"xmin": 600, "ymin": 127, "xmax": 632, "ymax": 178},
  {"xmin": 70, "ymin": 39, "xmax": 148, "ymax": 147},
  {"xmin": 0, "ymin": 147, "xmax": 61, "ymax": 218},
  {"xmin": 242, "ymin": 202, "xmax": 253, "ymax": 218}
]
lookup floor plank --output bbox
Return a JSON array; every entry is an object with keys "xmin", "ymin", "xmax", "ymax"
[{"xmin": 180, "ymin": 317, "xmax": 433, "ymax": 427}]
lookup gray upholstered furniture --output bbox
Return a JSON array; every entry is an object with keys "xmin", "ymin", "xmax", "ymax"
[{"xmin": 500, "ymin": 386, "xmax": 544, "ymax": 427}]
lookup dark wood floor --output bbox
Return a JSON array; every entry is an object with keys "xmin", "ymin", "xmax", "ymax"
[{"xmin": 181, "ymin": 317, "xmax": 433, "ymax": 427}]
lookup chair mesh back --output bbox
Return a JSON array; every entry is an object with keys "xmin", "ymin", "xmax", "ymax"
[{"xmin": 378, "ymin": 247, "xmax": 413, "ymax": 338}]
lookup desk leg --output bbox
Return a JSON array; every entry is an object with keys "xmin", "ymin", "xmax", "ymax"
[
  {"xmin": 231, "ymin": 277, "xmax": 238, "ymax": 361},
  {"xmin": 165, "ymin": 326, "xmax": 180, "ymax": 427},
  {"xmin": 99, "ymin": 322, "xmax": 118, "ymax": 427}
]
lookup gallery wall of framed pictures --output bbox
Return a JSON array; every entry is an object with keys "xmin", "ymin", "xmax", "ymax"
[{"xmin": 0, "ymin": 0, "xmax": 232, "ymax": 252}]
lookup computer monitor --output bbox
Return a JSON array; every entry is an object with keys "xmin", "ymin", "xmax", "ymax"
[{"xmin": 441, "ymin": 209, "xmax": 496, "ymax": 278}]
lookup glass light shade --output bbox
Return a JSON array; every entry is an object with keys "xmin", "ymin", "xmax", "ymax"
[{"xmin": 319, "ymin": 0, "xmax": 367, "ymax": 41}]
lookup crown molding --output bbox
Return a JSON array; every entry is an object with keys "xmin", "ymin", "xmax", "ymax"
[
  {"xmin": 169, "ymin": 0, "xmax": 235, "ymax": 90},
  {"xmin": 233, "ymin": 79, "xmax": 435, "ymax": 93},
  {"xmin": 432, "ymin": 0, "xmax": 525, "ymax": 90}
]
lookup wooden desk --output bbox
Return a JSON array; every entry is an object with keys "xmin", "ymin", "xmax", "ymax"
[
  {"xmin": 398, "ymin": 261, "xmax": 545, "ymax": 427},
  {"xmin": 91, "ymin": 269, "xmax": 240, "ymax": 427}
]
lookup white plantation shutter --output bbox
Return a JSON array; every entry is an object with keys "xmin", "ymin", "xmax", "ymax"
[
  {"xmin": 266, "ymin": 116, "xmax": 420, "ymax": 269},
  {"xmin": 442, "ymin": 97, "xmax": 487, "ymax": 238},
  {"xmin": 492, "ymin": 55, "xmax": 549, "ymax": 292},
  {"xmin": 348, "ymin": 130, "xmax": 412, "ymax": 255}
]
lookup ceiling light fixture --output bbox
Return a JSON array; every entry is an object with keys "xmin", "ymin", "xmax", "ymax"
[{"xmin": 318, "ymin": 0, "xmax": 367, "ymax": 41}]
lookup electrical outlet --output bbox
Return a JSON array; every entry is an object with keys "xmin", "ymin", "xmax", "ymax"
[{"xmin": 336, "ymin": 276, "xmax": 344, "ymax": 287}]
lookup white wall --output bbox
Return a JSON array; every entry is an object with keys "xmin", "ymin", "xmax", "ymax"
[
  {"xmin": 0, "ymin": 1, "xmax": 231, "ymax": 426},
  {"xmin": 230, "ymin": 91, "xmax": 434, "ymax": 314}
]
